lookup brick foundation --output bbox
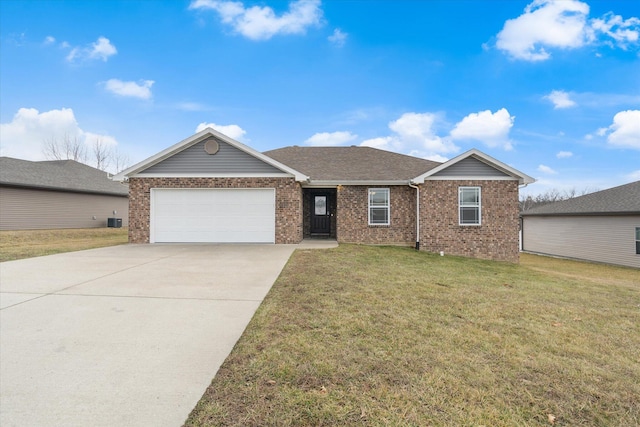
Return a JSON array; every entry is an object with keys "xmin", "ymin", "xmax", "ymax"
[{"xmin": 127, "ymin": 177, "xmax": 302, "ymax": 244}]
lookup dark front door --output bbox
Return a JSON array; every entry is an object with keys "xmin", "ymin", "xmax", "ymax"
[{"xmin": 310, "ymin": 194, "xmax": 331, "ymax": 234}]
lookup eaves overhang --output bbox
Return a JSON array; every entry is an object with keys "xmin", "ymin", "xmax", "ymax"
[
  {"xmin": 303, "ymin": 180, "xmax": 411, "ymax": 188},
  {"xmin": 520, "ymin": 211, "xmax": 640, "ymax": 217},
  {"xmin": 0, "ymin": 181, "xmax": 129, "ymax": 197}
]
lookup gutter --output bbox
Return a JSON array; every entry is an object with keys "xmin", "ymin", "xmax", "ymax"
[
  {"xmin": 408, "ymin": 181, "xmax": 420, "ymax": 250},
  {"xmin": 0, "ymin": 182, "xmax": 129, "ymax": 197},
  {"xmin": 305, "ymin": 180, "xmax": 410, "ymax": 187}
]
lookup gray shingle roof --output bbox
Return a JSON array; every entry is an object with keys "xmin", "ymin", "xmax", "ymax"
[
  {"xmin": 521, "ymin": 180, "xmax": 640, "ymax": 216},
  {"xmin": 264, "ymin": 146, "xmax": 441, "ymax": 181},
  {"xmin": 0, "ymin": 157, "xmax": 128, "ymax": 196}
]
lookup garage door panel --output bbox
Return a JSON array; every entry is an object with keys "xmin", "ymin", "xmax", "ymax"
[{"xmin": 151, "ymin": 189, "xmax": 275, "ymax": 243}]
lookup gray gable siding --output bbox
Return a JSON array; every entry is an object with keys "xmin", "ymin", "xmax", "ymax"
[
  {"xmin": 142, "ymin": 138, "xmax": 283, "ymax": 174},
  {"xmin": 433, "ymin": 157, "xmax": 510, "ymax": 178}
]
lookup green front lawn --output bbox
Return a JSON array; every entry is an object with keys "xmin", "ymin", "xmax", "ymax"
[{"xmin": 185, "ymin": 245, "xmax": 639, "ymax": 426}]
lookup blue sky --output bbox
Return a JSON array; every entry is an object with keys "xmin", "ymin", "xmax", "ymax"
[{"xmin": 1, "ymin": 0, "xmax": 638, "ymax": 196}]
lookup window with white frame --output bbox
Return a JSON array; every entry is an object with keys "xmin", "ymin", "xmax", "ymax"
[
  {"xmin": 459, "ymin": 186, "xmax": 481, "ymax": 225},
  {"xmin": 369, "ymin": 188, "xmax": 390, "ymax": 225},
  {"xmin": 636, "ymin": 227, "xmax": 640, "ymax": 255}
]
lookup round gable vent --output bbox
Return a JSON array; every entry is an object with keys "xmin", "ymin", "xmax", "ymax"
[{"xmin": 204, "ymin": 139, "xmax": 219, "ymax": 155}]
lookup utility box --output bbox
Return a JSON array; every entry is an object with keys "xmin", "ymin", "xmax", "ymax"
[{"xmin": 107, "ymin": 218, "xmax": 122, "ymax": 228}]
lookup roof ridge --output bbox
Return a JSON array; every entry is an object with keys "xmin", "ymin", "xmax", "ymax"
[{"xmin": 264, "ymin": 145, "xmax": 442, "ymax": 163}]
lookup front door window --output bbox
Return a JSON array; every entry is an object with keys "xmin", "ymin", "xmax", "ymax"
[
  {"xmin": 310, "ymin": 193, "xmax": 331, "ymax": 235},
  {"xmin": 315, "ymin": 196, "xmax": 327, "ymax": 215}
]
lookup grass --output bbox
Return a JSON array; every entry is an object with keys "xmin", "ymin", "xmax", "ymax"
[
  {"xmin": 0, "ymin": 227, "xmax": 129, "ymax": 262},
  {"xmin": 185, "ymin": 245, "xmax": 640, "ymax": 427}
]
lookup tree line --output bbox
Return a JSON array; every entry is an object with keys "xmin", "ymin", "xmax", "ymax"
[
  {"xmin": 519, "ymin": 187, "xmax": 596, "ymax": 212},
  {"xmin": 42, "ymin": 134, "xmax": 129, "ymax": 174}
]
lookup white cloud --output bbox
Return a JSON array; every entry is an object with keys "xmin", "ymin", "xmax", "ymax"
[
  {"xmin": 89, "ymin": 36, "xmax": 118, "ymax": 61},
  {"xmin": 537, "ymin": 164, "xmax": 558, "ymax": 174},
  {"xmin": 408, "ymin": 151, "xmax": 449, "ymax": 163},
  {"xmin": 104, "ymin": 79, "xmax": 154, "ymax": 99},
  {"xmin": 305, "ymin": 131, "xmax": 357, "ymax": 146},
  {"xmin": 556, "ymin": 151, "xmax": 573, "ymax": 158},
  {"xmin": 605, "ymin": 110, "xmax": 640, "ymax": 149},
  {"xmin": 43, "ymin": 36, "xmax": 55, "ymax": 45},
  {"xmin": 360, "ymin": 136, "xmax": 394, "ymax": 149},
  {"xmin": 189, "ymin": 0, "xmax": 323, "ymax": 40},
  {"xmin": 596, "ymin": 127, "xmax": 608, "ymax": 136},
  {"xmin": 328, "ymin": 28, "xmax": 347, "ymax": 47},
  {"xmin": 360, "ymin": 112, "xmax": 458, "ymax": 160},
  {"xmin": 66, "ymin": 48, "xmax": 80, "ymax": 62},
  {"xmin": 195, "ymin": 122, "xmax": 247, "ymax": 141},
  {"xmin": 496, "ymin": 0, "xmax": 591, "ymax": 61},
  {"xmin": 590, "ymin": 12, "xmax": 640, "ymax": 48},
  {"xmin": 66, "ymin": 36, "xmax": 117, "ymax": 62},
  {"xmin": 495, "ymin": 0, "xmax": 640, "ymax": 61},
  {"xmin": 391, "ymin": 112, "xmax": 458, "ymax": 154},
  {"xmin": 627, "ymin": 170, "xmax": 640, "ymax": 181},
  {"xmin": 449, "ymin": 108, "xmax": 515, "ymax": 150},
  {"xmin": 0, "ymin": 107, "xmax": 118, "ymax": 162},
  {"xmin": 545, "ymin": 90, "xmax": 577, "ymax": 109}
]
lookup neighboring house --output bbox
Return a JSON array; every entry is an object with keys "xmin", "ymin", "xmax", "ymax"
[
  {"xmin": 113, "ymin": 128, "xmax": 534, "ymax": 262},
  {"xmin": 0, "ymin": 157, "xmax": 129, "ymax": 230},
  {"xmin": 521, "ymin": 181, "xmax": 640, "ymax": 268}
]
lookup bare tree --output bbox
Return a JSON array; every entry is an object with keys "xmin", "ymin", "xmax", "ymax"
[
  {"xmin": 42, "ymin": 134, "xmax": 130, "ymax": 173},
  {"xmin": 92, "ymin": 137, "xmax": 112, "ymax": 172},
  {"xmin": 42, "ymin": 134, "xmax": 87, "ymax": 163},
  {"xmin": 520, "ymin": 187, "xmax": 597, "ymax": 211},
  {"xmin": 111, "ymin": 148, "xmax": 130, "ymax": 174}
]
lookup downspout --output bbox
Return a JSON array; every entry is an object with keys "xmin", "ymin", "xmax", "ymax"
[
  {"xmin": 518, "ymin": 182, "xmax": 529, "ymax": 252},
  {"xmin": 408, "ymin": 182, "xmax": 420, "ymax": 250}
]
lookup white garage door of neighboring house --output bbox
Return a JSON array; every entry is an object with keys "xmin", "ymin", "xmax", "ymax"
[{"xmin": 151, "ymin": 188, "xmax": 275, "ymax": 243}]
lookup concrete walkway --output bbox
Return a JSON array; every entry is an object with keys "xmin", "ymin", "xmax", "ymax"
[{"xmin": 0, "ymin": 241, "xmax": 336, "ymax": 427}]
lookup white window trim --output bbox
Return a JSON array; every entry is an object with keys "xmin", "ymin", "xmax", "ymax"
[
  {"xmin": 368, "ymin": 188, "xmax": 390, "ymax": 226},
  {"xmin": 459, "ymin": 186, "xmax": 481, "ymax": 226}
]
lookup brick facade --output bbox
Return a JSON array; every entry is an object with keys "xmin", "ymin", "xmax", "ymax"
[
  {"xmin": 337, "ymin": 185, "xmax": 416, "ymax": 245},
  {"xmin": 419, "ymin": 180, "xmax": 520, "ymax": 262},
  {"xmin": 127, "ymin": 177, "xmax": 302, "ymax": 244},
  {"xmin": 127, "ymin": 176, "xmax": 520, "ymax": 263}
]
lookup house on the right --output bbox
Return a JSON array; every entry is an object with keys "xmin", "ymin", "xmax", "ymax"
[{"xmin": 520, "ymin": 181, "xmax": 640, "ymax": 268}]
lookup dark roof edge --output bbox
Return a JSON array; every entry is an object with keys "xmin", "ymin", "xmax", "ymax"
[
  {"xmin": 0, "ymin": 182, "xmax": 128, "ymax": 197},
  {"xmin": 520, "ymin": 211, "xmax": 640, "ymax": 217}
]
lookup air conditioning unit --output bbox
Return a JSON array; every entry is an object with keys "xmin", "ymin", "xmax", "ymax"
[{"xmin": 107, "ymin": 218, "xmax": 122, "ymax": 228}]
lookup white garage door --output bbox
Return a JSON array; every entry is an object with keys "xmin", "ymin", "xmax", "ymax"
[{"xmin": 151, "ymin": 188, "xmax": 275, "ymax": 243}]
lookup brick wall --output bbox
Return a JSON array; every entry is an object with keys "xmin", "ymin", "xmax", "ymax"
[
  {"xmin": 127, "ymin": 177, "xmax": 302, "ymax": 244},
  {"xmin": 419, "ymin": 180, "xmax": 520, "ymax": 262},
  {"xmin": 337, "ymin": 185, "xmax": 416, "ymax": 245}
]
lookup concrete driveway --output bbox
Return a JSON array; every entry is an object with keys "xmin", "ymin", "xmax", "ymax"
[{"xmin": 0, "ymin": 243, "xmax": 332, "ymax": 427}]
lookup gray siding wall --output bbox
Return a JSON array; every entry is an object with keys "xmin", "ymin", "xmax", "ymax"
[
  {"xmin": 522, "ymin": 215, "xmax": 640, "ymax": 268},
  {"xmin": 143, "ymin": 138, "xmax": 283, "ymax": 174},
  {"xmin": 433, "ymin": 157, "xmax": 510, "ymax": 178},
  {"xmin": 0, "ymin": 187, "xmax": 129, "ymax": 230}
]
